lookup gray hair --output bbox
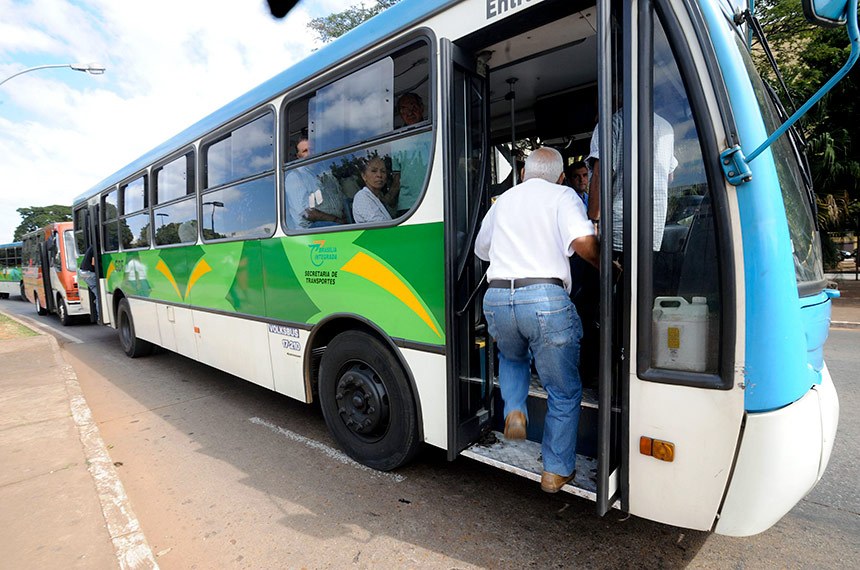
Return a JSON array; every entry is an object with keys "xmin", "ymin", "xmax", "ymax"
[{"xmin": 523, "ymin": 147, "xmax": 564, "ymax": 183}]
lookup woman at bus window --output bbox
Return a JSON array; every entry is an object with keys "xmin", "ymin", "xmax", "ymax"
[{"xmin": 353, "ymin": 156, "xmax": 397, "ymax": 223}]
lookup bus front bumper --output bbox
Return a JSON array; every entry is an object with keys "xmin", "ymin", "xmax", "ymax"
[{"xmin": 715, "ymin": 365, "xmax": 838, "ymax": 536}]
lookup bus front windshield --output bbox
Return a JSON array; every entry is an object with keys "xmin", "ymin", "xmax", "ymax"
[{"xmin": 736, "ymin": 37, "xmax": 825, "ymax": 290}]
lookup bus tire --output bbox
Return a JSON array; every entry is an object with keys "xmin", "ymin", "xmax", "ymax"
[
  {"xmin": 19, "ymin": 282, "xmax": 25, "ymax": 300},
  {"xmin": 35, "ymin": 294, "xmax": 47, "ymax": 316},
  {"xmin": 117, "ymin": 298, "xmax": 154, "ymax": 358},
  {"xmin": 318, "ymin": 331, "xmax": 420, "ymax": 471},
  {"xmin": 57, "ymin": 295, "xmax": 72, "ymax": 326}
]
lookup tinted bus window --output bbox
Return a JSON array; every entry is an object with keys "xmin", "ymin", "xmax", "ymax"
[
  {"xmin": 63, "ymin": 230, "xmax": 77, "ymax": 271},
  {"xmin": 286, "ymin": 40, "xmax": 431, "ymax": 164},
  {"xmin": 154, "ymin": 197, "xmax": 198, "ymax": 246},
  {"xmin": 155, "ymin": 152, "xmax": 195, "ymax": 204},
  {"xmin": 74, "ymin": 207, "xmax": 87, "ymax": 252},
  {"xmin": 103, "ymin": 189, "xmax": 119, "ymax": 252},
  {"xmin": 205, "ymin": 113, "xmax": 274, "ymax": 188},
  {"xmin": 201, "ymin": 175, "xmax": 276, "ymax": 240},
  {"xmin": 122, "ymin": 176, "xmax": 147, "ymax": 214}
]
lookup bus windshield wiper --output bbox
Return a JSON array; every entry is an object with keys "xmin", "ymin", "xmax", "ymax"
[{"xmin": 742, "ymin": 9, "xmax": 798, "ymax": 114}]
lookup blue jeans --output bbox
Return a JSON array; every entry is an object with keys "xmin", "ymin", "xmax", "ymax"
[{"xmin": 483, "ymin": 284, "xmax": 583, "ymax": 476}]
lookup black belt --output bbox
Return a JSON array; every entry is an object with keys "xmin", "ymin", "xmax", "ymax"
[{"xmin": 488, "ymin": 278, "xmax": 564, "ymax": 289}]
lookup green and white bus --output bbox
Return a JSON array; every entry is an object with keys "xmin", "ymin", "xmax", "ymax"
[
  {"xmin": 73, "ymin": 0, "xmax": 856, "ymax": 535},
  {"xmin": 0, "ymin": 241, "xmax": 23, "ymax": 299}
]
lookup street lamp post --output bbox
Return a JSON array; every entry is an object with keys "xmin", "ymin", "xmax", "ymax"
[
  {"xmin": 0, "ymin": 63, "xmax": 106, "ymax": 88},
  {"xmin": 202, "ymin": 201, "xmax": 225, "ymax": 234}
]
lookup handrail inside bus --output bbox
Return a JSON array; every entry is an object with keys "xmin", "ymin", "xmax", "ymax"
[{"xmin": 721, "ymin": 0, "xmax": 859, "ymax": 185}]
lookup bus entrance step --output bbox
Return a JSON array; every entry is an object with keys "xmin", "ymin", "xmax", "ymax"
[
  {"xmin": 490, "ymin": 375, "xmax": 600, "ymax": 410},
  {"xmin": 461, "ymin": 431, "xmax": 598, "ymax": 501}
]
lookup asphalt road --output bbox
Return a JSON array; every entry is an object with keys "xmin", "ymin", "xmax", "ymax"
[{"xmin": 4, "ymin": 296, "xmax": 859, "ymax": 569}]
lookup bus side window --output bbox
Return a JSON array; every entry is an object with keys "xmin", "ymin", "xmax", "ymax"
[
  {"xmin": 102, "ymin": 189, "xmax": 120, "ymax": 252},
  {"xmin": 154, "ymin": 151, "xmax": 198, "ymax": 247},
  {"xmin": 201, "ymin": 112, "xmax": 276, "ymax": 241}
]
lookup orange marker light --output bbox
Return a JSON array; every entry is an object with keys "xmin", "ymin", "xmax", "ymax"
[
  {"xmin": 640, "ymin": 436, "xmax": 675, "ymax": 462},
  {"xmin": 194, "ymin": 326, "xmax": 200, "ymax": 334}
]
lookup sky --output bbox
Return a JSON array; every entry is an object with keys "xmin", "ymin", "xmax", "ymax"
[{"xmin": 0, "ymin": 0, "xmax": 356, "ymax": 243}]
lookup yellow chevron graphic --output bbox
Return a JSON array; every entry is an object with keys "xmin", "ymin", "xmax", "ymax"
[
  {"xmin": 155, "ymin": 259, "xmax": 183, "ymax": 300},
  {"xmin": 105, "ymin": 260, "xmax": 116, "ymax": 282},
  {"xmin": 185, "ymin": 259, "xmax": 212, "ymax": 299},
  {"xmin": 341, "ymin": 252, "xmax": 440, "ymax": 338}
]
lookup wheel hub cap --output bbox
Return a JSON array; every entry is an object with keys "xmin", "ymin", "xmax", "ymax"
[{"xmin": 335, "ymin": 364, "xmax": 389, "ymax": 436}]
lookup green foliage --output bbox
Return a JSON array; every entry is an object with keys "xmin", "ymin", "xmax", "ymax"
[
  {"xmin": 755, "ymin": 1, "xmax": 860, "ymax": 231},
  {"xmin": 13, "ymin": 205, "xmax": 72, "ymax": 241},
  {"xmin": 308, "ymin": 0, "xmax": 401, "ymax": 43}
]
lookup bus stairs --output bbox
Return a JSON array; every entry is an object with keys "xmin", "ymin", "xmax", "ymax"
[{"xmin": 461, "ymin": 376, "xmax": 601, "ymax": 501}]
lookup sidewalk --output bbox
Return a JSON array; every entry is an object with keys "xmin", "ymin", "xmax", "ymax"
[{"xmin": 0, "ymin": 309, "xmax": 157, "ymax": 569}]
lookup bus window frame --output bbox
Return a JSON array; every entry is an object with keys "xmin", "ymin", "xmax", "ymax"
[
  {"xmin": 279, "ymin": 31, "xmax": 436, "ymax": 237},
  {"xmin": 199, "ymin": 105, "xmax": 278, "ymax": 244},
  {"xmin": 152, "ymin": 146, "xmax": 199, "ymax": 249},
  {"xmin": 118, "ymin": 171, "xmax": 152, "ymax": 252},
  {"xmin": 635, "ymin": 0, "xmax": 736, "ymax": 391}
]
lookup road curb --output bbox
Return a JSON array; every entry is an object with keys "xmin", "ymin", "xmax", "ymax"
[
  {"xmin": 2, "ymin": 307, "xmax": 159, "ymax": 569},
  {"xmin": 831, "ymin": 320, "xmax": 860, "ymax": 329}
]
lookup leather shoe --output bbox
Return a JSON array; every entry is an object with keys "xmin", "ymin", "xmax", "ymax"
[
  {"xmin": 541, "ymin": 470, "xmax": 575, "ymax": 493},
  {"xmin": 503, "ymin": 411, "xmax": 527, "ymax": 440}
]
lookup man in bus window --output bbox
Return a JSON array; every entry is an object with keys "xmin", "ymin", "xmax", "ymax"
[
  {"xmin": 285, "ymin": 138, "xmax": 346, "ymax": 228},
  {"xmin": 475, "ymin": 147, "xmax": 599, "ymax": 493},
  {"xmin": 391, "ymin": 93, "xmax": 430, "ymax": 216}
]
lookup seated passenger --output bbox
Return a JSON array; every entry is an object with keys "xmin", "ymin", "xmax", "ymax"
[
  {"xmin": 285, "ymin": 138, "xmax": 346, "ymax": 229},
  {"xmin": 392, "ymin": 93, "xmax": 430, "ymax": 216},
  {"xmin": 353, "ymin": 156, "xmax": 396, "ymax": 223}
]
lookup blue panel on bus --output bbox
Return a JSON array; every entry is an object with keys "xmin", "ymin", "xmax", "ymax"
[
  {"xmin": 74, "ymin": 0, "xmax": 458, "ymax": 203},
  {"xmin": 701, "ymin": 1, "xmax": 811, "ymax": 412},
  {"xmin": 800, "ymin": 291, "xmax": 832, "ymax": 375}
]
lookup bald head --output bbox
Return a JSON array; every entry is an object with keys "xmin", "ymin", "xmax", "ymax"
[{"xmin": 523, "ymin": 147, "xmax": 564, "ymax": 184}]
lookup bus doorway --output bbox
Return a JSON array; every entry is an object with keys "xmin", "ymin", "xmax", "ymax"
[{"xmin": 447, "ymin": 2, "xmax": 623, "ymax": 512}]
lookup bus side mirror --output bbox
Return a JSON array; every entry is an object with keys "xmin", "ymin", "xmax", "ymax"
[{"xmin": 802, "ymin": 0, "xmax": 849, "ymax": 27}]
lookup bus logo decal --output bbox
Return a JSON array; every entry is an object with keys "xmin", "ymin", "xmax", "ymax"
[
  {"xmin": 308, "ymin": 240, "xmax": 337, "ymax": 267},
  {"xmin": 340, "ymin": 252, "xmax": 441, "ymax": 339}
]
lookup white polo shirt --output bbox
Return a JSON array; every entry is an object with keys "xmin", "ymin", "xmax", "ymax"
[{"xmin": 474, "ymin": 177, "xmax": 595, "ymax": 293}]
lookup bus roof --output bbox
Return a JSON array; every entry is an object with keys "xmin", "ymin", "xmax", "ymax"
[{"xmin": 73, "ymin": 0, "xmax": 458, "ymax": 206}]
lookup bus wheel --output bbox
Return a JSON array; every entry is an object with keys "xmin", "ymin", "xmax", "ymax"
[
  {"xmin": 117, "ymin": 298, "xmax": 154, "ymax": 358},
  {"xmin": 57, "ymin": 295, "xmax": 71, "ymax": 326},
  {"xmin": 19, "ymin": 282, "xmax": 25, "ymax": 300},
  {"xmin": 35, "ymin": 294, "xmax": 47, "ymax": 316},
  {"xmin": 319, "ymin": 331, "xmax": 420, "ymax": 471}
]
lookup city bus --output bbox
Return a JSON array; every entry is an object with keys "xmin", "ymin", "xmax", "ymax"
[
  {"xmin": 21, "ymin": 221, "xmax": 89, "ymax": 325},
  {"xmin": 71, "ymin": 0, "xmax": 856, "ymax": 535},
  {"xmin": 0, "ymin": 242, "xmax": 23, "ymax": 299}
]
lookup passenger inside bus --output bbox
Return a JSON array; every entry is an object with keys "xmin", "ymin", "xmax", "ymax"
[
  {"xmin": 353, "ymin": 156, "xmax": 396, "ymax": 223},
  {"xmin": 285, "ymin": 137, "xmax": 347, "ymax": 229},
  {"xmin": 391, "ymin": 92, "xmax": 429, "ymax": 216}
]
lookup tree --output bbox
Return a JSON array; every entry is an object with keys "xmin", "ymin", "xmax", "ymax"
[
  {"xmin": 755, "ymin": 2, "xmax": 860, "ymax": 244},
  {"xmin": 14, "ymin": 205, "xmax": 72, "ymax": 241},
  {"xmin": 308, "ymin": 0, "xmax": 402, "ymax": 43}
]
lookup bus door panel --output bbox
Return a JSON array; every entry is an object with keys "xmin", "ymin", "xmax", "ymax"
[
  {"xmin": 38, "ymin": 240, "xmax": 56, "ymax": 314},
  {"xmin": 157, "ymin": 305, "xmax": 178, "ymax": 353},
  {"xmin": 192, "ymin": 311, "xmax": 275, "ymax": 391},
  {"xmin": 621, "ymin": 0, "xmax": 744, "ymax": 530},
  {"xmin": 442, "ymin": 38, "xmax": 493, "ymax": 458}
]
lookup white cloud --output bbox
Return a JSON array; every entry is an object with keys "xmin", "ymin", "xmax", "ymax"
[{"xmin": 0, "ymin": 0, "xmax": 356, "ymax": 241}]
